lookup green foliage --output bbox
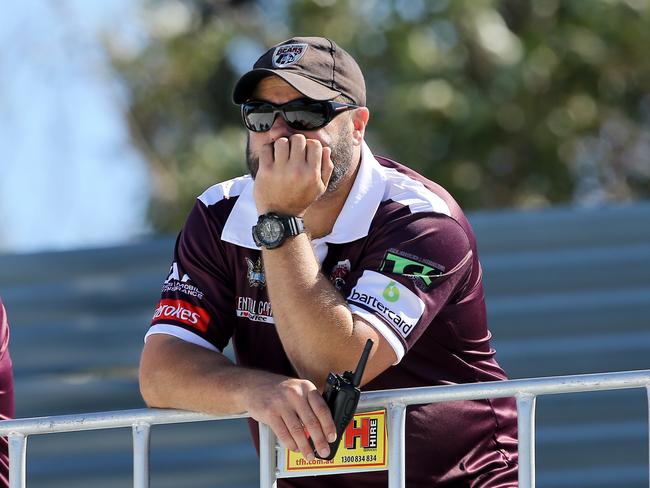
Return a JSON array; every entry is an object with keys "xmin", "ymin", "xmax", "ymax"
[{"xmin": 113, "ymin": 0, "xmax": 650, "ymax": 232}]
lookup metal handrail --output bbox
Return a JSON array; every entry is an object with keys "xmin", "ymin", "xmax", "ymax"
[{"xmin": 1, "ymin": 369, "xmax": 649, "ymax": 488}]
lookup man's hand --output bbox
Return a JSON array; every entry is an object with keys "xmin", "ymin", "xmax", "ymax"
[
  {"xmin": 141, "ymin": 335, "xmax": 337, "ymax": 461},
  {"xmin": 254, "ymin": 134, "xmax": 334, "ymax": 216},
  {"xmin": 242, "ymin": 374, "xmax": 337, "ymax": 461}
]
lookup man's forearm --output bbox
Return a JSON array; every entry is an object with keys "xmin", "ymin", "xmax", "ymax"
[
  {"xmin": 253, "ymin": 133, "xmax": 393, "ymax": 387},
  {"xmin": 141, "ymin": 334, "xmax": 264, "ymax": 415},
  {"xmin": 262, "ymin": 233, "xmax": 364, "ymax": 386},
  {"xmin": 140, "ymin": 334, "xmax": 337, "ymax": 461}
]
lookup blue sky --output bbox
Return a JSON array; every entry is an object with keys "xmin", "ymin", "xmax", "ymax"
[{"xmin": 0, "ymin": 0, "xmax": 150, "ymax": 253}]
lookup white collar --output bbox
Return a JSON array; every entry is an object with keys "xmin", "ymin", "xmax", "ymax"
[{"xmin": 221, "ymin": 142, "xmax": 387, "ymax": 259}]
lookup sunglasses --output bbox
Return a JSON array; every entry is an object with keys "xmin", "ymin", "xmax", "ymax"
[{"xmin": 241, "ymin": 99, "xmax": 359, "ymax": 132}]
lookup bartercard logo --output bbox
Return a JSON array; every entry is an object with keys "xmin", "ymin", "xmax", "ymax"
[
  {"xmin": 152, "ymin": 299, "xmax": 210, "ymax": 333},
  {"xmin": 382, "ymin": 281, "xmax": 400, "ymax": 302},
  {"xmin": 349, "ymin": 289, "xmax": 415, "ymax": 338},
  {"xmin": 347, "ymin": 270, "xmax": 425, "ymax": 339}
]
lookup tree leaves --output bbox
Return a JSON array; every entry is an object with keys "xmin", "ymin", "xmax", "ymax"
[{"xmin": 113, "ymin": 0, "xmax": 650, "ymax": 232}]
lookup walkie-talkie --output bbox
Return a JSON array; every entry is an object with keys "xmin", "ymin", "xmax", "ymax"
[{"xmin": 315, "ymin": 339, "xmax": 373, "ymax": 460}]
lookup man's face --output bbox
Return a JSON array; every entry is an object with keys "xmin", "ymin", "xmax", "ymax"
[{"xmin": 245, "ymin": 76, "xmax": 354, "ymax": 192}]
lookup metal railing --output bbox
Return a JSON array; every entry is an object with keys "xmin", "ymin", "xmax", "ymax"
[{"xmin": 1, "ymin": 369, "xmax": 649, "ymax": 488}]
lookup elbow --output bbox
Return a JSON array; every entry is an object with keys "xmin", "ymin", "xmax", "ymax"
[
  {"xmin": 138, "ymin": 349, "xmax": 171, "ymax": 409},
  {"xmin": 139, "ymin": 375, "xmax": 158, "ymax": 408},
  {"xmin": 139, "ymin": 365, "xmax": 163, "ymax": 408}
]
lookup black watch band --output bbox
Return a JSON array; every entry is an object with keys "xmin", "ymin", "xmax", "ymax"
[
  {"xmin": 252, "ymin": 213, "xmax": 305, "ymax": 249},
  {"xmin": 282, "ymin": 215, "xmax": 304, "ymax": 236}
]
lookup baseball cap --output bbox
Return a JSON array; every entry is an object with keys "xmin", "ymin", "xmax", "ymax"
[{"xmin": 232, "ymin": 36, "xmax": 366, "ymax": 106}]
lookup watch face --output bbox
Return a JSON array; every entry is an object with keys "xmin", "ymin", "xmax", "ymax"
[{"xmin": 258, "ymin": 217, "xmax": 284, "ymax": 245}]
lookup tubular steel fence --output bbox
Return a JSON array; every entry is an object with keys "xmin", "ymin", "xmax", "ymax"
[{"xmin": 1, "ymin": 369, "xmax": 649, "ymax": 488}]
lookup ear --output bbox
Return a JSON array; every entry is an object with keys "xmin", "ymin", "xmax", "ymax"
[{"xmin": 351, "ymin": 107, "xmax": 370, "ymax": 146}]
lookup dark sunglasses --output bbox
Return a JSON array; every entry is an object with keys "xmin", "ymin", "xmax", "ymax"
[{"xmin": 241, "ymin": 99, "xmax": 359, "ymax": 132}]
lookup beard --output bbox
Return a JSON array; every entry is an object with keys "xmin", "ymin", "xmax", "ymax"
[{"xmin": 246, "ymin": 122, "xmax": 355, "ymax": 193}]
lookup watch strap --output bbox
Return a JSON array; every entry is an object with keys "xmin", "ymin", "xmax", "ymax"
[{"xmin": 283, "ymin": 215, "xmax": 305, "ymax": 236}]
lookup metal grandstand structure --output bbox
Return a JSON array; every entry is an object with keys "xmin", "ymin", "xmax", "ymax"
[{"xmin": 1, "ymin": 201, "xmax": 649, "ymax": 487}]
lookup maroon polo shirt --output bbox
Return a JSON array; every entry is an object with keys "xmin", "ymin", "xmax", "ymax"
[{"xmin": 146, "ymin": 143, "xmax": 518, "ymax": 487}]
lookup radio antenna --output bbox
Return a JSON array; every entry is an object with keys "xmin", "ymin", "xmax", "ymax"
[{"xmin": 351, "ymin": 339, "xmax": 373, "ymax": 387}]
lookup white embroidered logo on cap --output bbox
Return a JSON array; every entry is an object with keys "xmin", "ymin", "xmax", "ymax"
[{"xmin": 272, "ymin": 43, "xmax": 308, "ymax": 68}]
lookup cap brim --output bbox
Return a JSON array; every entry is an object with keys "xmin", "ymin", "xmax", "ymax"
[{"xmin": 233, "ymin": 69, "xmax": 340, "ymax": 104}]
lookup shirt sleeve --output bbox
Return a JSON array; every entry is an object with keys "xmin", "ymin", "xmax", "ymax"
[
  {"xmin": 0, "ymin": 298, "xmax": 9, "ymax": 357},
  {"xmin": 343, "ymin": 211, "xmax": 473, "ymax": 363},
  {"xmin": 145, "ymin": 201, "xmax": 235, "ymax": 352}
]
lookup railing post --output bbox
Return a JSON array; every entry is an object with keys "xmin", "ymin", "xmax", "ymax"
[
  {"xmin": 132, "ymin": 423, "xmax": 151, "ymax": 488},
  {"xmin": 387, "ymin": 403, "xmax": 406, "ymax": 488},
  {"xmin": 516, "ymin": 393, "xmax": 537, "ymax": 488},
  {"xmin": 8, "ymin": 433, "xmax": 27, "ymax": 488},
  {"xmin": 646, "ymin": 386, "xmax": 650, "ymax": 487},
  {"xmin": 258, "ymin": 423, "xmax": 277, "ymax": 488}
]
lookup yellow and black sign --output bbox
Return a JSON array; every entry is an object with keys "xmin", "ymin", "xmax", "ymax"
[{"xmin": 285, "ymin": 410, "xmax": 388, "ymax": 473}]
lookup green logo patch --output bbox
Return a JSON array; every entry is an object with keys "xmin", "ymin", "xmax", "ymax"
[
  {"xmin": 383, "ymin": 281, "xmax": 400, "ymax": 302},
  {"xmin": 379, "ymin": 250, "xmax": 444, "ymax": 291}
]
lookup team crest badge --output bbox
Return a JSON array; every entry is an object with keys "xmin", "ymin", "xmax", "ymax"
[
  {"xmin": 329, "ymin": 259, "xmax": 351, "ymax": 290},
  {"xmin": 246, "ymin": 257, "xmax": 266, "ymax": 288},
  {"xmin": 272, "ymin": 44, "xmax": 308, "ymax": 68}
]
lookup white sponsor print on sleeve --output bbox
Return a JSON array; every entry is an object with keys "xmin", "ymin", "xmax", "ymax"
[
  {"xmin": 162, "ymin": 262, "xmax": 205, "ymax": 299},
  {"xmin": 347, "ymin": 270, "xmax": 425, "ymax": 339}
]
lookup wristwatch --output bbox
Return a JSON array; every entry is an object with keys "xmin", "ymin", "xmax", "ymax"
[{"xmin": 252, "ymin": 213, "xmax": 305, "ymax": 249}]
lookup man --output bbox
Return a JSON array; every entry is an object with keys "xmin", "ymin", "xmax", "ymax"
[
  {"xmin": 0, "ymin": 298, "xmax": 14, "ymax": 488},
  {"xmin": 140, "ymin": 37, "xmax": 518, "ymax": 486}
]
